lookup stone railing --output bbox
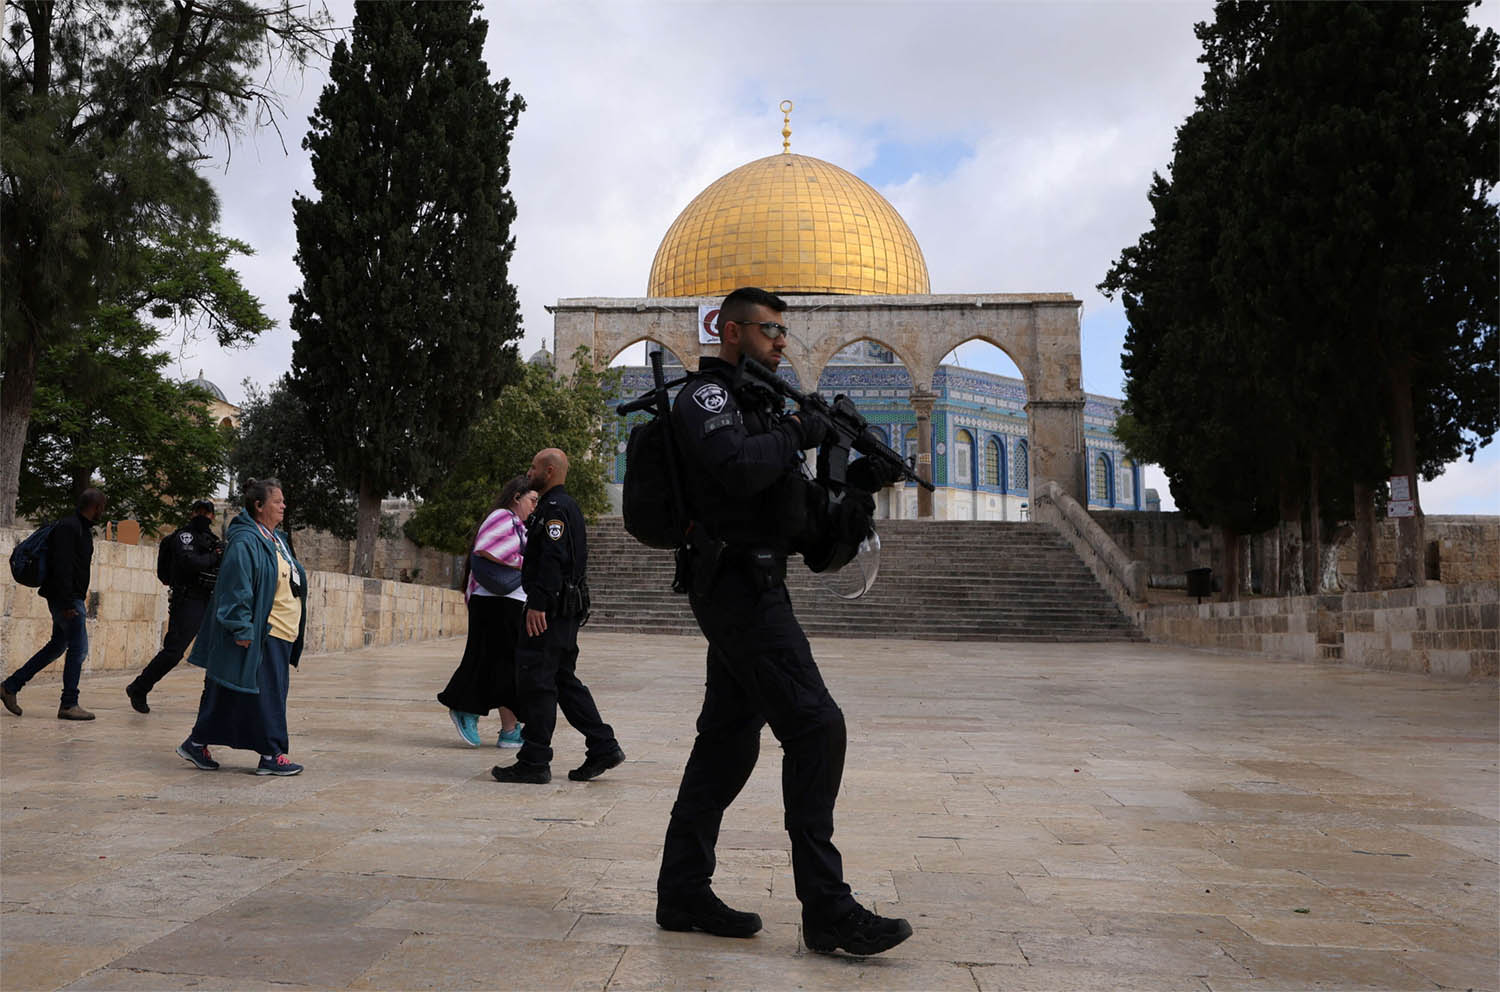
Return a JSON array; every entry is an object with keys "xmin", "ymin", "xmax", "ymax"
[
  {"xmin": 1136, "ymin": 582, "xmax": 1498, "ymax": 679},
  {"xmin": 1033, "ymin": 480, "xmax": 1147, "ymax": 609},
  {"xmin": 0, "ymin": 527, "xmax": 466, "ymax": 682}
]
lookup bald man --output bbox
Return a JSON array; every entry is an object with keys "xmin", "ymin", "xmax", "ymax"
[{"xmin": 492, "ymin": 448, "xmax": 624, "ymax": 784}]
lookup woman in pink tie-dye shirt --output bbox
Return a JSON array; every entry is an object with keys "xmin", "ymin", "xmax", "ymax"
[{"xmin": 438, "ymin": 475, "xmax": 538, "ymax": 748}]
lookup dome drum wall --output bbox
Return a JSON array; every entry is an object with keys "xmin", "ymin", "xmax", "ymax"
[{"xmin": 648, "ymin": 154, "xmax": 931, "ymax": 298}]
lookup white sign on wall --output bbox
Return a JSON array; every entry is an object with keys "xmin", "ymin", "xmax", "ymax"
[
  {"xmin": 698, "ymin": 305, "xmax": 722, "ymax": 345},
  {"xmin": 1389, "ymin": 474, "xmax": 1411, "ymax": 501},
  {"xmin": 1387, "ymin": 499, "xmax": 1416, "ymax": 518}
]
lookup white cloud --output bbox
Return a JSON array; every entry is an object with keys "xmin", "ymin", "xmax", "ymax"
[{"xmin": 181, "ymin": 0, "xmax": 1493, "ymax": 516}]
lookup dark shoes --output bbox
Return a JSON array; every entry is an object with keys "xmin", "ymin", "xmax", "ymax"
[
  {"xmin": 657, "ymin": 889, "xmax": 762, "ymax": 938},
  {"xmin": 126, "ymin": 685, "xmax": 150, "ymax": 714},
  {"xmin": 176, "ymin": 740, "xmax": 220, "ymax": 770},
  {"xmin": 804, "ymin": 904, "xmax": 913, "ymax": 955},
  {"xmin": 568, "ymin": 746, "xmax": 625, "ymax": 781},
  {"xmin": 491, "ymin": 761, "xmax": 551, "ymax": 784},
  {"xmin": 1, "ymin": 687, "xmax": 19, "ymax": 716},
  {"xmin": 57, "ymin": 704, "xmax": 95, "ymax": 721}
]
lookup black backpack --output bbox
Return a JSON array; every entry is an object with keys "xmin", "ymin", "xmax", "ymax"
[
  {"xmin": 622, "ymin": 416, "xmax": 684, "ymax": 550},
  {"xmin": 9, "ymin": 523, "xmax": 55, "ymax": 588}
]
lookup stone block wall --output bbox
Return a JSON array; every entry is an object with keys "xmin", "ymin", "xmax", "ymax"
[
  {"xmin": 0, "ymin": 527, "xmax": 466, "ymax": 685},
  {"xmin": 291, "ymin": 528, "xmax": 462, "ymax": 588},
  {"xmin": 1136, "ymin": 582, "xmax": 1498, "ymax": 679},
  {"xmin": 1095, "ymin": 511, "xmax": 1499, "ymax": 590}
]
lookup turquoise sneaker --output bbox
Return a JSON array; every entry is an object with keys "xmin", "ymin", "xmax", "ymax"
[
  {"xmin": 496, "ymin": 724, "xmax": 524, "ymax": 748},
  {"xmin": 449, "ymin": 709, "xmax": 480, "ymax": 747}
]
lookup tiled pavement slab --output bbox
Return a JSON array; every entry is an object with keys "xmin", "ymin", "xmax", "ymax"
[{"xmin": 1, "ymin": 633, "xmax": 1495, "ymax": 990}]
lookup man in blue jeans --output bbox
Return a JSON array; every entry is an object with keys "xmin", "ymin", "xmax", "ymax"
[{"xmin": 2, "ymin": 488, "xmax": 107, "ymax": 720}]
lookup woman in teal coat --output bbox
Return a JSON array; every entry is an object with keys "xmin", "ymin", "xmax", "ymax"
[{"xmin": 176, "ymin": 478, "xmax": 309, "ymax": 776}]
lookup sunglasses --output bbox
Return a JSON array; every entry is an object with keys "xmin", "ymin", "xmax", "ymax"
[{"xmin": 732, "ymin": 320, "xmax": 790, "ymax": 340}]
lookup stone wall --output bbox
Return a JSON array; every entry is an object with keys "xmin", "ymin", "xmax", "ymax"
[
  {"xmin": 1094, "ymin": 511, "xmax": 1499, "ymax": 590},
  {"xmin": 1136, "ymin": 582, "xmax": 1498, "ymax": 679},
  {"xmin": 290, "ymin": 528, "xmax": 463, "ymax": 588},
  {"xmin": 0, "ymin": 528, "xmax": 466, "ymax": 685}
]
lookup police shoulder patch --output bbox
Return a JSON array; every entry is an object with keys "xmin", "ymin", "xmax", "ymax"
[
  {"xmin": 692, "ymin": 382, "xmax": 728, "ymax": 413},
  {"xmin": 545, "ymin": 519, "xmax": 564, "ymax": 541},
  {"xmin": 179, "ymin": 532, "xmax": 194, "ymax": 546}
]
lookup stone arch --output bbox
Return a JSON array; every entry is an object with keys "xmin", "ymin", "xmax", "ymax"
[{"xmin": 552, "ymin": 293, "xmax": 1087, "ymax": 509}]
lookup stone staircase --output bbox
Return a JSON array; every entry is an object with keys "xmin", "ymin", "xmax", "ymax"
[{"xmin": 584, "ymin": 518, "xmax": 1144, "ymax": 642}]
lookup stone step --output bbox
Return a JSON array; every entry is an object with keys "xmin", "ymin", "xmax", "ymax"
[{"xmin": 583, "ymin": 517, "xmax": 1142, "ymax": 643}]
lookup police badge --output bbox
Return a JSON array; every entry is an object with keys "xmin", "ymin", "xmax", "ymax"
[{"xmin": 546, "ymin": 519, "xmax": 564, "ymax": 540}]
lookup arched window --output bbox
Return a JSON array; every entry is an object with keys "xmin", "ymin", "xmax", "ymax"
[
  {"xmin": 1093, "ymin": 453, "xmax": 1112, "ymax": 504},
  {"xmin": 1014, "ymin": 439, "xmax": 1029, "ymax": 492},
  {"xmin": 867, "ymin": 425, "xmax": 889, "ymax": 448},
  {"xmin": 904, "ymin": 426, "xmax": 918, "ymax": 461},
  {"xmin": 954, "ymin": 429, "xmax": 974, "ymax": 486},
  {"xmin": 984, "ymin": 438, "xmax": 1003, "ymax": 488},
  {"xmin": 1120, "ymin": 457, "xmax": 1135, "ymax": 507}
]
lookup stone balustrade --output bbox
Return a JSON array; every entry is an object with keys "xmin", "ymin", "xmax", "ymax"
[
  {"xmin": 0, "ymin": 528, "xmax": 466, "ymax": 682},
  {"xmin": 1033, "ymin": 480, "xmax": 1148, "ymax": 607}
]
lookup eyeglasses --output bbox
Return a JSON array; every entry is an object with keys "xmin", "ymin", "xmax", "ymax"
[{"xmin": 732, "ymin": 320, "xmax": 790, "ymax": 340}]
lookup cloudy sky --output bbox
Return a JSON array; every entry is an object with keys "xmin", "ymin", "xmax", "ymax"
[{"xmin": 179, "ymin": 0, "xmax": 1499, "ymax": 514}]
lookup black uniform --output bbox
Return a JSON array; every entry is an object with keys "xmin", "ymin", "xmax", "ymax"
[
  {"xmin": 129, "ymin": 517, "xmax": 222, "ymax": 700},
  {"xmin": 657, "ymin": 356, "xmax": 858, "ymax": 924},
  {"xmin": 512, "ymin": 484, "xmax": 619, "ymax": 769}
]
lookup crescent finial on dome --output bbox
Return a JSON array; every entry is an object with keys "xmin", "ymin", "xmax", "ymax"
[{"xmin": 780, "ymin": 100, "xmax": 793, "ymax": 154}]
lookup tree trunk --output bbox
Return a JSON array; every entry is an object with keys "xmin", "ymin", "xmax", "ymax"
[
  {"xmin": 1352, "ymin": 481, "xmax": 1377, "ymax": 591},
  {"xmin": 1221, "ymin": 525, "xmax": 1242, "ymax": 600},
  {"xmin": 0, "ymin": 334, "xmax": 39, "ymax": 526},
  {"xmin": 1387, "ymin": 361, "xmax": 1425, "ymax": 587},
  {"xmin": 353, "ymin": 472, "xmax": 380, "ymax": 578},
  {"xmin": 1304, "ymin": 458, "xmax": 1322, "ymax": 594},
  {"xmin": 1278, "ymin": 474, "xmax": 1305, "ymax": 596}
]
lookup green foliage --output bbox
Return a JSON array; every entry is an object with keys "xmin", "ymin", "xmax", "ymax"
[
  {"xmin": 0, "ymin": 0, "xmax": 332, "ymax": 523},
  {"xmin": 288, "ymin": 0, "xmax": 526, "ymax": 519},
  {"xmin": 20, "ymin": 307, "xmax": 230, "ymax": 533},
  {"xmin": 1102, "ymin": 1, "xmax": 1498, "ymax": 537},
  {"xmin": 231, "ymin": 377, "xmax": 358, "ymax": 539},
  {"xmin": 405, "ymin": 352, "xmax": 623, "ymax": 552}
]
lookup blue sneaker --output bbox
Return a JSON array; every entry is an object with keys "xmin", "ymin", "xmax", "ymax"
[
  {"xmin": 449, "ymin": 709, "xmax": 480, "ymax": 747},
  {"xmin": 176, "ymin": 739, "xmax": 219, "ymax": 770},
  {"xmin": 497, "ymin": 724, "xmax": 524, "ymax": 748},
  {"xmin": 256, "ymin": 753, "xmax": 303, "ymax": 776}
]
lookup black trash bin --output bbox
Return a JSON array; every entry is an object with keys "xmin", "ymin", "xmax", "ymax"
[{"xmin": 1185, "ymin": 567, "xmax": 1213, "ymax": 603}]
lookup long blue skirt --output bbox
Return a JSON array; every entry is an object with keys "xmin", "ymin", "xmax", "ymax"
[{"xmin": 190, "ymin": 636, "xmax": 292, "ymax": 757}]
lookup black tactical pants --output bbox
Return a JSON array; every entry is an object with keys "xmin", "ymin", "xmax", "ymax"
[
  {"xmin": 659, "ymin": 563, "xmax": 856, "ymax": 922},
  {"xmin": 130, "ymin": 592, "xmax": 208, "ymax": 696},
  {"xmin": 514, "ymin": 615, "xmax": 618, "ymax": 768}
]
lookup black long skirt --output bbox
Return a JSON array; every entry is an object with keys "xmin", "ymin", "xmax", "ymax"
[
  {"xmin": 190, "ymin": 635, "xmax": 293, "ymax": 757},
  {"xmin": 437, "ymin": 596, "xmax": 523, "ymax": 716}
]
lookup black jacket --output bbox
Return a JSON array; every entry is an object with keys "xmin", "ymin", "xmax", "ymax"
[
  {"xmin": 168, "ymin": 516, "xmax": 223, "ymax": 598},
  {"xmin": 40, "ymin": 511, "xmax": 95, "ymax": 608},
  {"xmin": 521, "ymin": 484, "xmax": 586, "ymax": 614},
  {"xmin": 671, "ymin": 356, "xmax": 812, "ymax": 551}
]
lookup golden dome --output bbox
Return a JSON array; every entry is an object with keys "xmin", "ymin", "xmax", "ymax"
[{"xmin": 647, "ymin": 153, "xmax": 930, "ymax": 298}]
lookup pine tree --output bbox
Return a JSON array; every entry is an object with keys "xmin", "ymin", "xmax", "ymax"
[{"xmin": 288, "ymin": 0, "xmax": 525, "ymax": 576}]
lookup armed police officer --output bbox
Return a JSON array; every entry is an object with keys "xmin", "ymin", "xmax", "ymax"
[
  {"xmin": 654, "ymin": 287, "xmax": 913, "ymax": 956},
  {"xmin": 127, "ymin": 499, "xmax": 223, "ymax": 714},
  {"xmin": 492, "ymin": 448, "xmax": 625, "ymax": 785}
]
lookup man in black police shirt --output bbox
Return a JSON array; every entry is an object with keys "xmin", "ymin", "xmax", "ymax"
[
  {"xmin": 492, "ymin": 447, "xmax": 625, "ymax": 785},
  {"xmin": 126, "ymin": 499, "xmax": 223, "ymax": 714},
  {"xmin": 654, "ymin": 287, "xmax": 913, "ymax": 956}
]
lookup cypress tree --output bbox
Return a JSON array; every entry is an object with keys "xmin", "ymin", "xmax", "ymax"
[{"xmin": 288, "ymin": 0, "xmax": 525, "ymax": 576}]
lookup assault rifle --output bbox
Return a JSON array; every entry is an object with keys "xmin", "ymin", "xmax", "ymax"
[{"xmin": 739, "ymin": 357, "xmax": 935, "ymax": 493}]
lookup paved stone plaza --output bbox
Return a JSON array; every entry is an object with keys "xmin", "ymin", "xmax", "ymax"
[{"xmin": 2, "ymin": 633, "xmax": 1496, "ymax": 991}]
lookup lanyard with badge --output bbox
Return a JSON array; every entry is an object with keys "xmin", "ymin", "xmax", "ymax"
[{"xmin": 256, "ymin": 522, "xmax": 302, "ymax": 594}]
